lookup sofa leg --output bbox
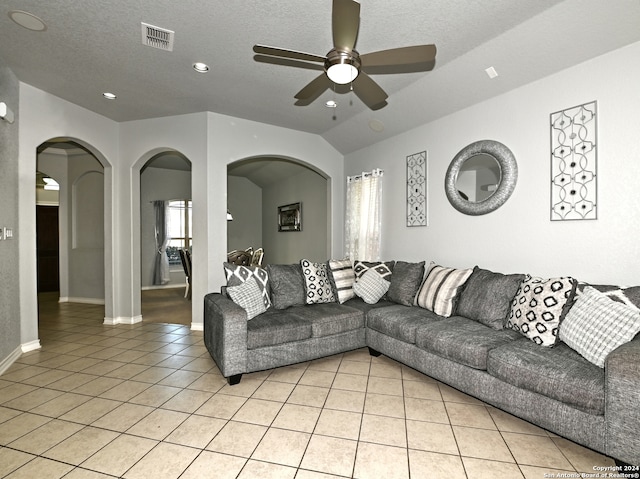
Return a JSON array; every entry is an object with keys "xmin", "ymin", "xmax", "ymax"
[
  {"xmin": 227, "ymin": 374, "xmax": 242, "ymax": 385},
  {"xmin": 368, "ymin": 347, "xmax": 382, "ymax": 357}
]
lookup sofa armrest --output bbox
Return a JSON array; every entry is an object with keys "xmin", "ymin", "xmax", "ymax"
[
  {"xmin": 605, "ymin": 335, "xmax": 640, "ymax": 465},
  {"xmin": 203, "ymin": 292, "xmax": 248, "ymax": 378}
]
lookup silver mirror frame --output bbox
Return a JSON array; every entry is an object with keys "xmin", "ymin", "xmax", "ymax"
[{"xmin": 445, "ymin": 140, "xmax": 517, "ymax": 215}]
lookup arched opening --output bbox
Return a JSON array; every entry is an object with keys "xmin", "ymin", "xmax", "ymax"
[
  {"xmin": 138, "ymin": 150, "xmax": 193, "ymax": 326},
  {"xmin": 35, "ymin": 138, "xmax": 108, "ymax": 325},
  {"xmin": 227, "ymin": 156, "xmax": 331, "ymax": 265}
]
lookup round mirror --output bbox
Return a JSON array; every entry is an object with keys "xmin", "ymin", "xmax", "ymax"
[{"xmin": 445, "ymin": 140, "xmax": 517, "ymax": 215}]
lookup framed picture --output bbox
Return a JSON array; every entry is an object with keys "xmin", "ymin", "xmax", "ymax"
[{"xmin": 278, "ymin": 202, "xmax": 302, "ymax": 232}]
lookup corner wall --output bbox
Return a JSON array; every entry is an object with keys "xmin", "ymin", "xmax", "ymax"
[
  {"xmin": 0, "ymin": 59, "xmax": 21, "ymax": 369},
  {"xmin": 345, "ymin": 41, "xmax": 640, "ymax": 285}
]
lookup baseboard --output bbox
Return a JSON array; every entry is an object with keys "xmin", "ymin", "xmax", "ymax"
[
  {"xmin": 103, "ymin": 315, "xmax": 143, "ymax": 325},
  {"xmin": 21, "ymin": 340, "xmax": 41, "ymax": 353},
  {"xmin": 0, "ymin": 345, "xmax": 23, "ymax": 376},
  {"xmin": 59, "ymin": 297, "xmax": 105, "ymax": 305},
  {"xmin": 141, "ymin": 284, "xmax": 186, "ymax": 291},
  {"xmin": 190, "ymin": 322, "xmax": 203, "ymax": 331}
]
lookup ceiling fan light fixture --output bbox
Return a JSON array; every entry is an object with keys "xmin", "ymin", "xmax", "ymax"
[{"xmin": 326, "ymin": 63, "xmax": 358, "ymax": 84}]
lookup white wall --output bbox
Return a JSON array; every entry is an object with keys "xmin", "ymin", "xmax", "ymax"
[
  {"xmin": 262, "ymin": 168, "xmax": 329, "ymax": 264},
  {"xmin": 345, "ymin": 41, "xmax": 640, "ymax": 286},
  {"xmin": 227, "ymin": 176, "xmax": 262, "ymax": 253}
]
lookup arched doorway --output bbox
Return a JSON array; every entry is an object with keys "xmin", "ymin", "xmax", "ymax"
[
  {"xmin": 36, "ymin": 140, "xmax": 106, "ymax": 303},
  {"xmin": 137, "ymin": 150, "xmax": 193, "ymax": 326},
  {"xmin": 227, "ymin": 156, "xmax": 331, "ymax": 265}
]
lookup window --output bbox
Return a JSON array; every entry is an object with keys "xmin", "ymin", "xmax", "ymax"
[{"xmin": 166, "ymin": 199, "xmax": 192, "ymax": 265}]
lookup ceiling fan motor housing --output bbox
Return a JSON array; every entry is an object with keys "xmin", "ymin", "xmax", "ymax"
[{"xmin": 325, "ymin": 48, "xmax": 361, "ymax": 84}]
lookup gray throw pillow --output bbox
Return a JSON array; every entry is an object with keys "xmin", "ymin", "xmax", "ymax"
[
  {"xmin": 387, "ymin": 261, "xmax": 425, "ymax": 306},
  {"xmin": 456, "ymin": 267, "xmax": 525, "ymax": 329},
  {"xmin": 265, "ymin": 263, "xmax": 306, "ymax": 310}
]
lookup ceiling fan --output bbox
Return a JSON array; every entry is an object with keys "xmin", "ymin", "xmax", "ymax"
[{"xmin": 253, "ymin": 0, "xmax": 437, "ymax": 110}]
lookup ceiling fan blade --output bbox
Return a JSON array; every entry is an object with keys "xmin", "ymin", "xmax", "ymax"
[
  {"xmin": 254, "ymin": 55, "xmax": 324, "ymax": 72},
  {"xmin": 294, "ymin": 74, "xmax": 332, "ymax": 105},
  {"xmin": 361, "ymin": 45, "xmax": 437, "ymax": 74},
  {"xmin": 332, "ymin": 0, "xmax": 360, "ymax": 51},
  {"xmin": 353, "ymin": 72, "xmax": 388, "ymax": 110},
  {"xmin": 253, "ymin": 45, "xmax": 326, "ymax": 63}
]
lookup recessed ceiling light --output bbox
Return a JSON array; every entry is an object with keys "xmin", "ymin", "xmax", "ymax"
[
  {"xmin": 485, "ymin": 66, "xmax": 499, "ymax": 79},
  {"xmin": 193, "ymin": 62, "xmax": 210, "ymax": 73},
  {"xmin": 8, "ymin": 10, "xmax": 47, "ymax": 31},
  {"xmin": 102, "ymin": 92, "xmax": 117, "ymax": 100},
  {"xmin": 368, "ymin": 119, "xmax": 385, "ymax": 132},
  {"xmin": 325, "ymin": 100, "xmax": 338, "ymax": 108}
]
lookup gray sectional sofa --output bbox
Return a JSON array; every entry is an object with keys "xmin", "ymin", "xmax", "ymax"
[{"xmin": 203, "ymin": 260, "xmax": 640, "ymax": 466}]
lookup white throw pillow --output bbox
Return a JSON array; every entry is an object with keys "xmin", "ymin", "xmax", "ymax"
[
  {"xmin": 227, "ymin": 277, "xmax": 267, "ymax": 320},
  {"xmin": 353, "ymin": 268, "xmax": 390, "ymax": 304},
  {"xmin": 560, "ymin": 285, "xmax": 640, "ymax": 367}
]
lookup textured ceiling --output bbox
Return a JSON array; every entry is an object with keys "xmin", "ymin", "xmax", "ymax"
[{"xmin": 2, "ymin": 0, "xmax": 640, "ymax": 154}]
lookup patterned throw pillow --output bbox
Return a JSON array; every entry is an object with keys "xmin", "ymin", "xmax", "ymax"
[
  {"xmin": 507, "ymin": 275, "xmax": 577, "ymax": 347},
  {"xmin": 328, "ymin": 259, "xmax": 356, "ymax": 304},
  {"xmin": 560, "ymin": 286, "xmax": 640, "ymax": 367},
  {"xmin": 301, "ymin": 259, "xmax": 336, "ymax": 304},
  {"xmin": 353, "ymin": 261, "xmax": 394, "ymax": 282},
  {"xmin": 353, "ymin": 269, "xmax": 390, "ymax": 304},
  {"xmin": 415, "ymin": 263, "xmax": 473, "ymax": 317},
  {"xmin": 227, "ymin": 277, "xmax": 267, "ymax": 320},
  {"xmin": 223, "ymin": 262, "xmax": 271, "ymax": 309}
]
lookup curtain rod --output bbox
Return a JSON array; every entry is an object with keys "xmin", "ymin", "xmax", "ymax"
[{"xmin": 347, "ymin": 168, "xmax": 384, "ymax": 183}]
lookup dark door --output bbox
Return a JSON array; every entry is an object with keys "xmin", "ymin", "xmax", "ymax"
[{"xmin": 36, "ymin": 205, "xmax": 60, "ymax": 292}]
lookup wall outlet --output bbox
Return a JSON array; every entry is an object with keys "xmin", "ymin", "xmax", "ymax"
[{"xmin": 4, "ymin": 228, "xmax": 12, "ymax": 239}]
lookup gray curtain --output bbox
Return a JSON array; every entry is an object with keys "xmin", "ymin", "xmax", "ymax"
[{"xmin": 153, "ymin": 200, "xmax": 171, "ymax": 285}]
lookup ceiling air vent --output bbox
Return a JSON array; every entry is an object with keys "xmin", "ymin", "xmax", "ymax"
[{"xmin": 141, "ymin": 22, "xmax": 174, "ymax": 51}]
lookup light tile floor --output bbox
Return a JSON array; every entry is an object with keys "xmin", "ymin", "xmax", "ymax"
[{"xmin": 0, "ymin": 294, "xmax": 616, "ymax": 478}]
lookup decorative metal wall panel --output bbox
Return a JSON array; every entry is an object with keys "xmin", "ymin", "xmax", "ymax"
[
  {"xmin": 550, "ymin": 101, "xmax": 597, "ymax": 221},
  {"xmin": 407, "ymin": 151, "xmax": 427, "ymax": 226}
]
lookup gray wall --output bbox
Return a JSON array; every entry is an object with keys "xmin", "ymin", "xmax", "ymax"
[
  {"xmin": 262, "ymin": 168, "xmax": 329, "ymax": 264},
  {"xmin": 140, "ymin": 166, "xmax": 192, "ymax": 288},
  {"xmin": 227, "ymin": 176, "xmax": 262, "ymax": 253},
  {"xmin": 0, "ymin": 59, "xmax": 21, "ymax": 364}
]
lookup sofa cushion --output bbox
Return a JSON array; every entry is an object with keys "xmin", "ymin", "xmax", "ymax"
[
  {"xmin": 328, "ymin": 259, "xmax": 356, "ymax": 304},
  {"xmin": 266, "ymin": 263, "xmax": 306, "ymax": 310},
  {"xmin": 226, "ymin": 277, "xmax": 267, "ymax": 320},
  {"xmin": 506, "ymin": 275, "xmax": 577, "ymax": 347},
  {"xmin": 343, "ymin": 297, "xmax": 396, "ymax": 314},
  {"xmin": 301, "ymin": 259, "xmax": 336, "ymax": 304},
  {"xmin": 367, "ymin": 305, "xmax": 444, "ymax": 344},
  {"xmin": 387, "ymin": 261, "xmax": 425, "ymax": 306},
  {"xmin": 487, "ymin": 339, "xmax": 605, "ymax": 415},
  {"xmin": 415, "ymin": 317, "xmax": 521, "ymax": 370},
  {"xmin": 246, "ymin": 309, "xmax": 312, "ymax": 349},
  {"xmin": 353, "ymin": 268, "xmax": 390, "ymax": 304},
  {"xmin": 414, "ymin": 263, "xmax": 473, "ymax": 317},
  {"xmin": 290, "ymin": 303, "xmax": 364, "ymax": 338},
  {"xmin": 456, "ymin": 267, "xmax": 525, "ymax": 330},
  {"xmin": 560, "ymin": 285, "xmax": 640, "ymax": 368},
  {"xmin": 224, "ymin": 262, "xmax": 271, "ymax": 309},
  {"xmin": 353, "ymin": 260, "xmax": 394, "ymax": 282}
]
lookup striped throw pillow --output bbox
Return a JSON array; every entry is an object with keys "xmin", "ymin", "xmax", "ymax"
[
  {"xmin": 328, "ymin": 259, "xmax": 356, "ymax": 304},
  {"xmin": 415, "ymin": 263, "xmax": 473, "ymax": 317}
]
